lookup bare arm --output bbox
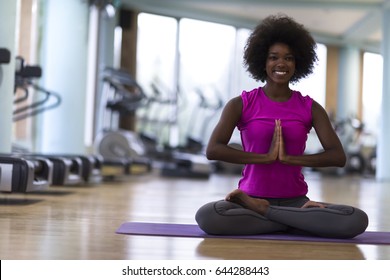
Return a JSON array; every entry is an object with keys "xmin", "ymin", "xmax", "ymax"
[
  {"xmin": 206, "ymin": 96, "xmax": 279, "ymax": 164},
  {"xmin": 279, "ymin": 101, "xmax": 346, "ymax": 167}
]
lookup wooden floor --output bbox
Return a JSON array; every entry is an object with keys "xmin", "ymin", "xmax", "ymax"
[{"xmin": 1, "ymin": 168, "xmax": 390, "ymax": 260}]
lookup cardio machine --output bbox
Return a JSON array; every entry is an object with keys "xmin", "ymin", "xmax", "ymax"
[
  {"xmin": 94, "ymin": 67, "xmax": 152, "ymax": 176},
  {"xmin": 157, "ymin": 85, "xmax": 222, "ymax": 178},
  {"xmin": 135, "ymin": 78, "xmax": 217, "ymax": 179},
  {"xmin": 94, "ymin": 67, "xmax": 213, "ymax": 178}
]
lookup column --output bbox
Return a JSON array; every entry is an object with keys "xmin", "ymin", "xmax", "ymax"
[
  {"xmin": 325, "ymin": 45, "xmax": 340, "ymax": 117},
  {"xmin": 0, "ymin": 0, "xmax": 18, "ymax": 153},
  {"xmin": 337, "ymin": 46, "xmax": 362, "ymax": 121},
  {"xmin": 36, "ymin": 0, "xmax": 89, "ymax": 154},
  {"xmin": 118, "ymin": 9, "xmax": 138, "ymax": 131},
  {"xmin": 376, "ymin": 5, "xmax": 390, "ymax": 180}
]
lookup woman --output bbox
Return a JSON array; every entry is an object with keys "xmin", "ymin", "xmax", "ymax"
[{"xmin": 195, "ymin": 14, "xmax": 369, "ymax": 238}]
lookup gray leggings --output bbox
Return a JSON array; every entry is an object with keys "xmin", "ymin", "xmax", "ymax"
[{"xmin": 195, "ymin": 196, "xmax": 369, "ymax": 238}]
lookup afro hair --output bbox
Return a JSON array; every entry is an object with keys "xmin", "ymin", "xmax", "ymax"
[{"xmin": 243, "ymin": 14, "xmax": 318, "ymax": 83}]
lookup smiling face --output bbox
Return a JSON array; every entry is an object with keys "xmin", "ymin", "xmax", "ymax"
[{"xmin": 265, "ymin": 43, "xmax": 296, "ymax": 85}]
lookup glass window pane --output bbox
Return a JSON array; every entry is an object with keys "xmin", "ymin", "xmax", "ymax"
[
  {"xmin": 362, "ymin": 52, "xmax": 383, "ymax": 138},
  {"xmin": 137, "ymin": 13, "xmax": 177, "ymax": 93},
  {"xmin": 235, "ymin": 28, "xmax": 263, "ymax": 95},
  {"xmin": 178, "ymin": 18, "xmax": 236, "ymax": 145},
  {"xmin": 136, "ymin": 13, "xmax": 178, "ymax": 145},
  {"xmin": 294, "ymin": 43, "xmax": 327, "ymax": 107}
]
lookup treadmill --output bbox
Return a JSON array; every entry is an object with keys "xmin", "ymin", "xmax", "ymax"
[
  {"xmin": 94, "ymin": 67, "xmax": 152, "ymax": 177},
  {"xmin": 96, "ymin": 67, "xmax": 215, "ymax": 179}
]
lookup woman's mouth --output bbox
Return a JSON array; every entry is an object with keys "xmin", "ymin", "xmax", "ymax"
[{"xmin": 274, "ymin": 70, "xmax": 288, "ymax": 75}]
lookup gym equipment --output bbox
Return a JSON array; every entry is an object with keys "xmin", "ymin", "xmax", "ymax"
[
  {"xmin": 312, "ymin": 116, "xmax": 372, "ymax": 176},
  {"xmin": 367, "ymin": 147, "xmax": 376, "ymax": 174},
  {"xmin": 135, "ymin": 80, "xmax": 180, "ymax": 160},
  {"xmin": 10, "ymin": 56, "xmax": 103, "ymax": 185},
  {"xmin": 0, "ymin": 52, "xmax": 53, "ymax": 192},
  {"xmin": 31, "ymin": 154, "xmax": 84, "ymax": 185},
  {"xmin": 31, "ymin": 154, "xmax": 104, "ymax": 184},
  {"xmin": 133, "ymin": 79, "xmax": 216, "ymax": 178},
  {"xmin": 95, "ymin": 132, "xmax": 151, "ymax": 176},
  {"xmin": 157, "ymin": 86, "xmax": 221, "ymax": 178},
  {"xmin": 73, "ymin": 154, "xmax": 103, "ymax": 183},
  {"xmin": 95, "ymin": 67, "xmax": 213, "ymax": 179},
  {"xmin": 180, "ymin": 86, "xmax": 223, "ymax": 153},
  {"xmin": 340, "ymin": 117, "xmax": 367, "ymax": 174},
  {"xmin": 13, "ymin": 56, "xmax": 62, "ymax": 121},
  {"xmin": 160, "ymin": 151, "xmax": 213, "ymax": 178},
  {"xmin": 0, "ymin": 155, "xmax": 52, "ymax": 193},
  {"xmin": 99, "ymin": 158, "xmax": 133, "ymax": 179},
  {"xmin": 0, "ymin": 48, "xmax": 11, "ymax": 64},
  {"xmin": 94, "ymin": 67, "xmax": 152, "ymax": 176},
  {"xmin": 11, "ymin": 57, "xmax": 84, "ymax": 185}
]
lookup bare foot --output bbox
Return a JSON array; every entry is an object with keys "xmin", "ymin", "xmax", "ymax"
[
  {"xmin": 301, "ymin": 201, "xmax": 325, "ymax": 208},
  {"xmin": 225, "ymin": 189, "xmax": 270, "ymax": 215}
]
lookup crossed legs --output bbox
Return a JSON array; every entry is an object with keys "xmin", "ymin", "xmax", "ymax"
[{"xmin": 195, "ymin": 189, "xmax": 369, "ymax": 238}]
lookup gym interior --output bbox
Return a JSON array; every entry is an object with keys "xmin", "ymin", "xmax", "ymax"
[{"xmin": 1, "ymin": 0, "xmax": 390, "ymax": 260}]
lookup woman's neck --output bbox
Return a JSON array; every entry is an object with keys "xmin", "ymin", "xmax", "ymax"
[{"xmin": 262, "ymin": 83, "xmax": 292, "ymax": 102}]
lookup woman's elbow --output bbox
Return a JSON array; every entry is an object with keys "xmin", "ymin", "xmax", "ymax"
[
  {"xmin": 336, "ymin": 151, "xmax": 347, "ymax": 167},
  {"xmin": 206, "ymin": 146, "xmax": 218, "ymax": 160},
  {"xmin": 206, "ymin": 143, "xmax": 226, "ymax": 160}
]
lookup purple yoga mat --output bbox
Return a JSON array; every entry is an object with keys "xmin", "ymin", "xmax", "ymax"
[{"xmin": 116, "ymin": 222, "xmax": 390, "ymax": 245}]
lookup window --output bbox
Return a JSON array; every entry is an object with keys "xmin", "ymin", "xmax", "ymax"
[
  {"xmin": 294, "ymin": 43, "xmax": 327, "ymax": 107},
  {"xmin": 362, "ymin": 52, "xmax": 383, "ymax": 138},
  {"xmin": 178, "ymin": 18, "xmax": 236, "ymax": 145},
  {"xmin": 136, "ymin": 13, "xmax": 178, "ymax": 146}
]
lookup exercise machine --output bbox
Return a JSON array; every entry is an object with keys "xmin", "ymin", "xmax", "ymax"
[
  {"xmin": 1, "ymin": 49, "xmax": 51, "ymax": 192},
  {"xmin": 94, "ymin": 68, "xmax": 215, "ymax": 179},
  {"xmin": 94, "ymin": 67, "xmax": 152, "ymax": 176},
  {"xmin": 180, "ymin": 86, "xmax": 223, "ymax": 153},
  {"xmin": 12, "ymin": 57, "xmax": 87, "ymax": 185},
  {"xmin": 157, "ymin": 85, "xmax": 221, "ymax": 178},
  {"xmin": 0, "ymin": 48, "xmax": 11, "ymax": 64},
  {"xmin": 13, "ymin": 56, "xmax": 62, "ymax": 122},
  {"xmin": 12, "ymin": 57, "xmax": 104, "ymax": 185}
]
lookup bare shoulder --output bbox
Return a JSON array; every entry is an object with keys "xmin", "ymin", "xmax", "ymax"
[
  {"xmin": 218, "ymin": 95, "xmax": 243, "ymax": 124},
  {"xmin": 311, "ymin": 100, "xmax": 334, "ymax": 130},
  {"xmin": 225, "ymin": 96, "xmax": 243, "ymax": 112},
  {"xmin": 228, "ymin": 95, "xmax": 242, "ymax": 105},
  {"xmin": 311, "ymin": 100, "xmax": 329, "ymax": 120}
]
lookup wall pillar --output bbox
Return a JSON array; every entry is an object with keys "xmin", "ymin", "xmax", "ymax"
[
  {"xmin": 37, "ymin": 0, "xmax": 89, "ymax": 154},
  {"xmin": 376, "ymin": 5, "xmax": 390, "ymax": 180},
  {"xmin": 325, "ymin": 45, "xmax": 340, "ymax": 118},
  {"xmin": 0, "ymin": 0, "xmax": 19, "ymax": 153},
  {"xmin": 336, "ymin": 46, "xmax": 362, "ymax": 121},
  {"xmin": 118, "ymin": 9, "xmax": 138, "ymax": 131}
]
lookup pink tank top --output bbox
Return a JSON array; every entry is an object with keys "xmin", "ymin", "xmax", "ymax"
[{"xmin": 237, "ymin": 87, "xmax": 313, "ymax": 198}]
